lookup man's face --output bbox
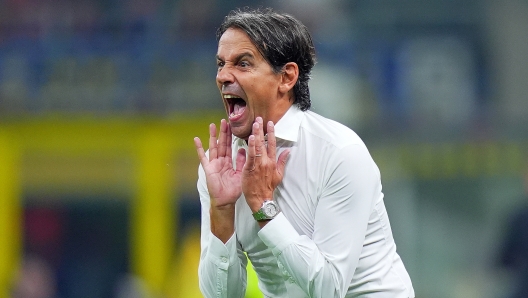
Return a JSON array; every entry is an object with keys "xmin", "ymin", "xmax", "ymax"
[{"xmin": 216, "ymin": 27, "xmax": 283, "ymax": 139}]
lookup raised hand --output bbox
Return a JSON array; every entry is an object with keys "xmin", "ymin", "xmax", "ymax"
[
  {"xmin": 194, "ymin": 119, "xmax": 246, "ymax": 208},
  {"xmin": 242, "ymin": 117, "xmax": 290, "ymax": 212}
]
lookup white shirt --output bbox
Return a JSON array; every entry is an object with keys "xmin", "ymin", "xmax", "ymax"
[{"xmin": 198, "ymin": 105, "xmax": 414, "ymax": 298}]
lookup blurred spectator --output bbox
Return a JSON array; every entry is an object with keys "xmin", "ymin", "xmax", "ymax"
[
  {"xmin": 16, "ymin": 208, "xmax": 64, "ymax": 298},
  {"xmin": 12, "ymin": 254, "xmax": 58, "ymax": 298},
  {"xmin": 113, "ymin": 274, "xmax": 151, "ymax": 298},
  {"xmin": 497, "ymin": 166, "xmax": 528, "ymax": 298},
  {"xmin": 310, "ymin": 61, "xmax": 375, "ymax": 130},
  {"xmin": 24, "ymin": 207, "xmax": 65, "ymax": 265}
]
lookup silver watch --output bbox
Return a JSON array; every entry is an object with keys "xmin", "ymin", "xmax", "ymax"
[{"xmin": 252, "ymin": 200, "xmax": 280, "ymax": 221}]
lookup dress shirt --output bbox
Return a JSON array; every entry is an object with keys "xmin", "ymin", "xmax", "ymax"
[{"xmin": 197, "ymin": 105, "xmax": 414, "ymax": 298}]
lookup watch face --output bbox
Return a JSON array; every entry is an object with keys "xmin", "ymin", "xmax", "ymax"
[{"xmin": 263, "ymin": 202, "xmax": 279, "ymax": 217}]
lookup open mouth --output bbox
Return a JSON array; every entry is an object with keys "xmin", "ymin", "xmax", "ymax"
[{"xmin": 224, "ymin": 94, "xmax": 247, "ymax": 119}]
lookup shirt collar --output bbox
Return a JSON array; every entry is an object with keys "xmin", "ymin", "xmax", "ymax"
[
  {"xmin": 233, "ymin": 105, "xmax": 304, "ymax": 145},
  {"xmin": 273, "ymin": 105, "xmax": 304, "ymax": 142}
]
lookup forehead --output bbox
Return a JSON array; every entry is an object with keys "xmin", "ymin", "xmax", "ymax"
[{"xmin": 217, "ymin": 27, "xmax": 260, "ymax": 58}]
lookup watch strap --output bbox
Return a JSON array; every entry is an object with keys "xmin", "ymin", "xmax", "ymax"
[{"xmin": 252, "ymin": 209, "xmax": 269, "ymax": 221}]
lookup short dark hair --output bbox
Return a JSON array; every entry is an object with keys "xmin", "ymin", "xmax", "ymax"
[{"xmin": 217, "ymin": 7, "xmax": 316, "ymax": 111}]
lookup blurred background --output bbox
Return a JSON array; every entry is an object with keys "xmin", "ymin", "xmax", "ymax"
[{"xmin": 1, "ymin": 0, "xmax": 527, "ymax": 297}]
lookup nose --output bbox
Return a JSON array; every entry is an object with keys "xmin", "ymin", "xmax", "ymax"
[{"xmin": 216, "ymin": 66, "xmax": 234, "ymax": 86}]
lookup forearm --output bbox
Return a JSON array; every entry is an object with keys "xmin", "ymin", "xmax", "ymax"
[
  {"xmin": 259, "ymin": 214, "xmax": 353, "ymax": 298},
  {"xmin": 210, "ymin": 204, "xmax": 236, "ymax": 243},
  {"xmin": 278, "ymin": 244, "xmax": 345, "ymax": 298}
]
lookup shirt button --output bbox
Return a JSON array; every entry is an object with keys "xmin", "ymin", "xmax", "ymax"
[{"xmin": 221, "ymin": 257, "xmax": 228, "ymax": 263}]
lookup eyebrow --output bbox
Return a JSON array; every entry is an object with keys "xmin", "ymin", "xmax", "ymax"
[{"xmin": 216, "ymin": 51, "xmax": 255, "ymax": 62}]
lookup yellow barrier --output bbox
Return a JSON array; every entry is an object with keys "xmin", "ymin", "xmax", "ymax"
[
  {"xmin": 371, "ymin": 141, "xmax": 527, "ymax": 181},
  {"xmin": 0, "ymin": 130, "xmax": 21, "ymax": 298}
]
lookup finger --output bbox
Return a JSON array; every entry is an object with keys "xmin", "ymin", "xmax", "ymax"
[
  {"xmin": 266, "ymin": 121, "xmax": 276, "ymax": 161},
  {"xmin": 253, "ymin": 118, "xmax": 265, "ymax": 158},
  {"xmin": 235, "ymin": 148, "xmax": 246, "ymax": 172},
  {"xmin": 194, "ymin": 137, "xmax": 209, "ymax": 167},
  {"xmin": 208, "ymin": 123, "xmax": 218, "ymax": 161},
  {"xmin": 226, "ymin": 122, "xmax": 233, "ymax": 160},
  {"xmin": 217, "ymin": 119, "xmax": 228, "ymax": 157},
  {"xmin": 244, "ymin": 134, "xmax": 256, "ymax": 171},
  {"xmin": 276, "ymin": 149, "xmax": 290, "ymax": 179}
]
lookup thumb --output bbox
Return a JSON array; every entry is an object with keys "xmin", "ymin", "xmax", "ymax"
[
  {"xmin": 276, "ymin": 149, "xmax": 290, "ymax": 178},
  {"xmin": 235, "ymin": 148, "xmax": 246, "ymax": 171}
]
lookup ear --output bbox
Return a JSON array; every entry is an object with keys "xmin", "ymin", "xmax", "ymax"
[{"xmin": 278, "ymin": 62, "xmax": 299, "ymax": 94}]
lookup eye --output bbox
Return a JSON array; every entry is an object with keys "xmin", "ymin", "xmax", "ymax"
[
  {"xmin": 217, "ymin": 60, "xmax": 225, "ymax": 68},
  {"xmin": 239, "ymin": 60, "xmax": 250, "ymax": 67}
]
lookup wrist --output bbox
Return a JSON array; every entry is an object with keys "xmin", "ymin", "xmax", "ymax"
[
  {"xmin": 245, "ymin": 194, "xmax": 274, "ymax": 213},
  {"xmin": 210, "ymin": 203, "xmax": 235, "ymax": 222},
  {"xmin": 211, "ymin": 202, "xmax": 236, "ymax": 210}
]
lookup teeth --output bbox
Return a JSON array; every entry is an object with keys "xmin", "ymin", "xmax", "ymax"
[
  {"xmin": 224, "ymin": 94, "xmax": 241, "ymax": 99},
  {"xmin": 231, "ymin": 111, "xmax": 243, "ymax": 117}
]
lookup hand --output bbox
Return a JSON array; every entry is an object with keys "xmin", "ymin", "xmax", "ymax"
[
  {"xmin": 194, "ymin": 119, "xmax": 246, "ymax": 208},
  {"xmin": 242, "ymin": 117, "xmax": 290, "ymax": 212}
]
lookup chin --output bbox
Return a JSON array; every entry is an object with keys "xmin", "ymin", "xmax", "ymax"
[{"xmin": 231, "ymin": 127, "xmax": 251, "ymax": 140}]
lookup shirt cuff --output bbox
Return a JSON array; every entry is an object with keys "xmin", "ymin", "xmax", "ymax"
[
  {"xmin": 206, "ymin": 232, "xmax": 238, "ymax": 270},
  {"xmin": 258, "ymin": 212, "xmax": 300, "ymax": 256}
]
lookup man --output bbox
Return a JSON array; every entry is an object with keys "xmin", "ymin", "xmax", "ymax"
[{"xmin": 194, "ymin": 8, "xmax": 414, "ymax": 298}]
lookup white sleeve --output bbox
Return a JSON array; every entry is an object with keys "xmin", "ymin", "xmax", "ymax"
[
  {"xmin": 197, "ymin": 163, "xmax": 248, "ymax": 298},
  {"xmin": 258, "ymin": 144, "xmax": 379, "ymax": 297}
]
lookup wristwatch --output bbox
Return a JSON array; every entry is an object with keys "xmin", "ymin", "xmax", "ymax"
[{"xmin": 252, "ymin": 200, "xmax": 281, "ymax": 221}]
